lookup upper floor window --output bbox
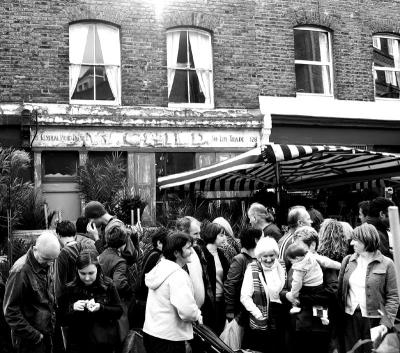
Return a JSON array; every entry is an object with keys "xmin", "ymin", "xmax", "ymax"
[
  {"xmin": 69, "ymin": 22, "xmax": 121, "ymax": 104},
  {"xmin": 294, "ymin": 27, "xmax": 333, "ymax": 96},
  {"xmin": 373, "ymin": 34, "xmax": 400, "ymax": 99},
  {"xmin": 167, "ymin": 28, "xmax": 214, "ymax": 107}
]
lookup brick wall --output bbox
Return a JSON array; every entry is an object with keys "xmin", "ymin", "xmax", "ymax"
[{"xmin": 1, "ymin": 0, "xmax": 400, "ymax": 107}]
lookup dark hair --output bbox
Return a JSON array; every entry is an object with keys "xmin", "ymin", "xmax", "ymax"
[
  {"xmin": 352, "ymin": 223, "xmax": 380, "ymax": 252},
  {"xmin": 202, "ymin": 223, "xmax": 224, "ymax": 245},
  {"xmin": 76, "ymin": 216, "xmax": 90, "ymax": 234},
  {"xmin": 176, "ymin": 217, "xmax": 192, "ymax": 233},
  {"xmin": 240, "ymin": 227, "xmax": 262, "ymax": 250},
  {"xmin": 358, "ymin": 201, "xmax": 370, "ymax": 218},
  {"xmin": 308, "ymin": 207, "xmax": 324, "ymax": 232},
  {"xmin": 368, "ymin": 197, "xmax": 394, "ymax": 218},
  {"xmin": 73, "ymin": 249, "xmax": 108, "ymax": 288},
  {"xmin": 56, "ymin": 220, "xmax": 76, "ymax": 238},
  {"xmin": 107, "ymin": 226, "xmax": 127, "ymax": 249},
  {"xmin": 286, "ymin": 242, "xmax": 308, "ymax": 260},
  {"xmin": 151, "ymin": 227, "xmax": 169, "ymax": 248},
  {"xmin": 163, "ymin": 232, "xmax": 193, "ymax": 261}
]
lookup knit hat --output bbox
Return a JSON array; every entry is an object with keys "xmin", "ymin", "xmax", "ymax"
[
  {"xmin": 212, "ymin": 217, "xmax": 234, "ymax": 238},
  {"xmin": 84, "ymin": 201, "xmax": 107, "ymax": 219}
]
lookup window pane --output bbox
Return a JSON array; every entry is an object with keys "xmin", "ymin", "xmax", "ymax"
[
  {"xmin": 375, "ymin": 70, "xmax": 400, "ymax": 98},
  {"xmin": 294, "ymin": 30, "xmax": 329, "ymax": 62},
  {"xmin": 295, "ymin": 64, "xmax": 331, "ymax": 94},
  {"xmin": 71, "ymin": 65, "xmax": 94, "ymax": 100},
  {"xmin": 42, "ymin": 151, "xmax": 78, "ymax": 178},
  {"xmin": 82, "ymin": 24, "xmax": 95, "ymax": 63},
  {"xmin": 176, "ymin": 31, "xmax": 188, "ymax": 66},
  {"xmin": 169, "ymin": 70, "xmax": 188, "ymax": 103},
  {"xmin": 95, "ymin": 66, "xmax": 115, "ymax": 100},
  {"xmin": 189, "ymin": 70, "xmax": 206, "ymax": 103},
  {"xmin": 373, "ymin": 37, "xmax": 400, "ymax": 69}
]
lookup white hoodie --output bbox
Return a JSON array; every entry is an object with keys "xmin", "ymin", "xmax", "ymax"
[{"xmin": 143, "ymin": 258, "xmax": 202, "ymax": 341}]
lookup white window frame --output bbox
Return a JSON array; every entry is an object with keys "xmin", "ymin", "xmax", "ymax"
[
  {"xmin": 294, "ymin": 26, "xmax": 334, "ymax": 97},
  {"xmin": 373, "ymin": 34, "xmax": 400, "ymax": 101},
  {"xmin": 69, "ymin": 22, "xmax": 121, "ymax": 106},
  {"xmin": 167, "ymin": 28, "xmax": 214, "ymax": 109}
]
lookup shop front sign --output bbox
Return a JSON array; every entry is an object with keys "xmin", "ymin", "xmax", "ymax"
[{"xmin": 33, "ymin": 128, "xmax": 260, "ymax": 148}]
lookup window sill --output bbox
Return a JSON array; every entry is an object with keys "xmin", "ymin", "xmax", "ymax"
[
  {"xmin": 374, "ymin": 97, "xmax": 400, "ymax": 102},
  {"xmin": 69, "ymin": 99, "xmax": 120, "ymax": 106},
  {"xmin": 168, "ymin": 103, "xmax": 215, "ymax": 109},
  {"xmin": 295, "ymin": 93, "xmax": 334, "ymax": 99}
]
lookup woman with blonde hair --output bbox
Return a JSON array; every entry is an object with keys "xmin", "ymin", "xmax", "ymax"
[
  {"xmin": 240, "ymin": 237, "xmax": 285, "ymax": 353},
  {"xmin": 318, "ymin": 219, "xmax": 350, "ymax": 263}
]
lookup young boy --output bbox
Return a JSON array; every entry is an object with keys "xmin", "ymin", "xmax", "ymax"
[{"xmin": 285, "ymin": 242, "xmax": 339, "ymax": 325}]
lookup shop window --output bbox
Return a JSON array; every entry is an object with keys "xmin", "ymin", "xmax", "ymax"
[
  {"xmin": 294, "ymin": 27, "xmax": 333, "ymax": 95},
  {"xmin": 42, "ymin": 151, "xmax": 79, "ymax": 182},
  {"xmin": 167, "ymin": 28, "xmax": 214, "ymax": 107},
  {"xmin": 373, "ymin": 34, "xmax": 400, "ymax": 99},
  {"xmin": 69, "ymin": 22, "xmax": 121, "ymax": 104}
]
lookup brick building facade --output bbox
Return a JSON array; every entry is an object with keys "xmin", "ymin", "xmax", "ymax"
[{"xmin": 1, "ymin": 0, "xmax": 400, "ymax": 223}]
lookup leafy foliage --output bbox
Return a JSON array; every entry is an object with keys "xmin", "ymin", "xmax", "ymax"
[
  {"xmin": 77, "ymin": 153, "xmax": 126, "ymax": 213},
  {"xmin": 114, "ymin": 187, "xmax": 148, "ymax": 225}
]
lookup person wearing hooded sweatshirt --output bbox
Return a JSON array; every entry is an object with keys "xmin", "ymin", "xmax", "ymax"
[{"xmin": 143, "ymin": 232, "xmax": 202, "ymax": 353}]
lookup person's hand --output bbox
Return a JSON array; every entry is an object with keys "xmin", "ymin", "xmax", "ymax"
[
  {"xmin": 73, "ymin": 300, "xmax": 87, "ymax": 311},
  {"xmin": 254, "ymin": 310, "xmax": 264, "ymax": 320},
  {"xmin": 36, "ymin": 333, "xmax": 44, "ymax": 344},
  {"xmin": 87, "ymin": 300, "xmax": 100, "ymax": 312},
  {"xmin": 197, "ymin": 315, "xmax": 203, "ymax": 325},
  {"xmin": 86, "ymin": 221, "xmax": 99, "ymax": 241}
]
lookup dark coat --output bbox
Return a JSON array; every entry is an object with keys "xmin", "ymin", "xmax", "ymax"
[
  {"xmin": 3, "ymin": 248, "xmax": 56, "ymax": 344},
  {"xmin": 223, "ymin": 251, "xmax": 254, "ymax": 325},
  {"xmin": 99, "ymin": 248, "xmax": 131, "ymax": 301},
  {"xmin": 263, "ymin": 223, "xmax": 283, "ymax": 242},
  {"xmin": 58, "ymin": 276, "xmax": 123, "ymax": 353},
  {"xmin": 136, "ymin": 248, "xmax": 162, "ymax": 301},
  {"xmin": 366, "ymin": 216, "xmax": 392, "ymax": 259}
]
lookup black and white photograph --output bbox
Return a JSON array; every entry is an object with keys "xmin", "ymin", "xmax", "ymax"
[{"xmin": 1, "ymin": 1, "xmax": 400, "ymax": 353}]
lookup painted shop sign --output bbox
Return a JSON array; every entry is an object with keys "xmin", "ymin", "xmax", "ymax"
[{"xmin": 33, "ymin": 129, "xmax": 260, "ymax": 148}]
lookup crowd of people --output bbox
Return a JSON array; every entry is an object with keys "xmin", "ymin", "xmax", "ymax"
[{"xmin": 0, "ymin": 196, "xmax": 399, "ymax": 353}]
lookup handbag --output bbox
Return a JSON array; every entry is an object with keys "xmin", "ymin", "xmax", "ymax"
[
  {"xmin": 122, "ymin": 330, "xmax": 146, "ymax": 353},
  {"xmin": 89, "ymin": 319, "xmax": 119, "ymax": 345}
]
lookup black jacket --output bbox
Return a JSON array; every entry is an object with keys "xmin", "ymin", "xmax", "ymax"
[
  {"xmin": 136, "ymin": 248, "xmax": 162, "ymax": 301},
  {"xmin": 366, "ymin": 216, "xmax": 392, "ymax": 258},
  {"xmin": 3, "ymin": 248, "xmax": 56, "ymax": 344},
  {"xmin": 224, "ymin": 251, "xmax": 254, "ymax": 316},
  {"xmin": 58, "ymin": 276, "xmax": 123, "ymax": 350},
  {"xmin": 263, "ymin": 223, "xmax": 283, "ymax": 242},
  {"xmin": 99, "ymin": 248, "xmax": 132, "ymax": 301}
]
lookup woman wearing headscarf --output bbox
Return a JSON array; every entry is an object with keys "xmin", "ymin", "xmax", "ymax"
[
  {"xmin": 212, "ymin": 217, "xmax": 241, "ymax": 263},
  {"xmin": 240, "ymin": 237, "xmax": 286, "ymax": 353}
]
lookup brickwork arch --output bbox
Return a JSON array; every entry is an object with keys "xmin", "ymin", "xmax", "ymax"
[
  {"xmin": 162, "ymin": 12, "xmax": 220, "ymax": 33},
  {"xmin": 370, "ymin": 20, "xmax": 400, "ymax": 37},
  {"xmin": 288, "ymin": 8, "xmax": 340, "ymax": 33}
]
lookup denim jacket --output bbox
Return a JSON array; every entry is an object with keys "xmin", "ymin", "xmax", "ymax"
[
  {"xmin": 338, "ymin": 251, "xmax": 399, "ymax": 325},
  {"xmin": 3, "ymin": 248, "xmax": 56, "ymax": 344}
]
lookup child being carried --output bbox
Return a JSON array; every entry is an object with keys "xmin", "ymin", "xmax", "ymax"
[{"xmin": 285, "ymin": 242, "xmax": 340, "ymax": 325}]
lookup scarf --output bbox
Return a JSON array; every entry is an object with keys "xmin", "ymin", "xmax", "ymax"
[{"xmin": 249, "ymin": 261, "xmax": 269, "ymax": 331}]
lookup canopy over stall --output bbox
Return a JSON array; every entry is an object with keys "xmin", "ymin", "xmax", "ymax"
[{"xmin": 158, "ymin": 144, "xmax": 400, "ymax": 198}]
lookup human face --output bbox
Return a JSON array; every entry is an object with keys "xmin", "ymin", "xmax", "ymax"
[
  {"xmin": 33, "ymin": 246, "xmax": 59, "ymax": 267},
  {"xmin": 351, "ymin": 238, "xmax": 366, "ymax": 254},
  {"xmin": 299, "ymin": 212, "xmax": 312, "ymax": 227},
  {"xmin": 260, "ymin": 250, "xmax": 276, "ymax": 268},
  {"xmin": 189, "ymin": 222, "xmax": 201, "ymax": 239},
  {"xmin": 359, "ymin": 208, "xmax": 367, "ymax": 224},
  {"xmin": 176, "ymin": 241, "xmax": 193, "ymax": 265},
  {"xmin": 215, "ymin": 230, "xmax": 226, "ymax": 248},
  {"xmin": 248, "ymin": 212, "xmax": 257, "ymax": 227},
  {"xmin": 78, "ymin": 264, "xmax": 98, "ymax": 286}
]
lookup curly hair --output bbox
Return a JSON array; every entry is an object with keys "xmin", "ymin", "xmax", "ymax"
[{"xmin": 318, "ymin": 219, "xmax": 349, "ymax": 262}]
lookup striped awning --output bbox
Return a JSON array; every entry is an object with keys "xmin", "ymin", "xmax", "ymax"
[{"xmin": 158, "ymin": 144, "xmax": 400, "ymax": 192}]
